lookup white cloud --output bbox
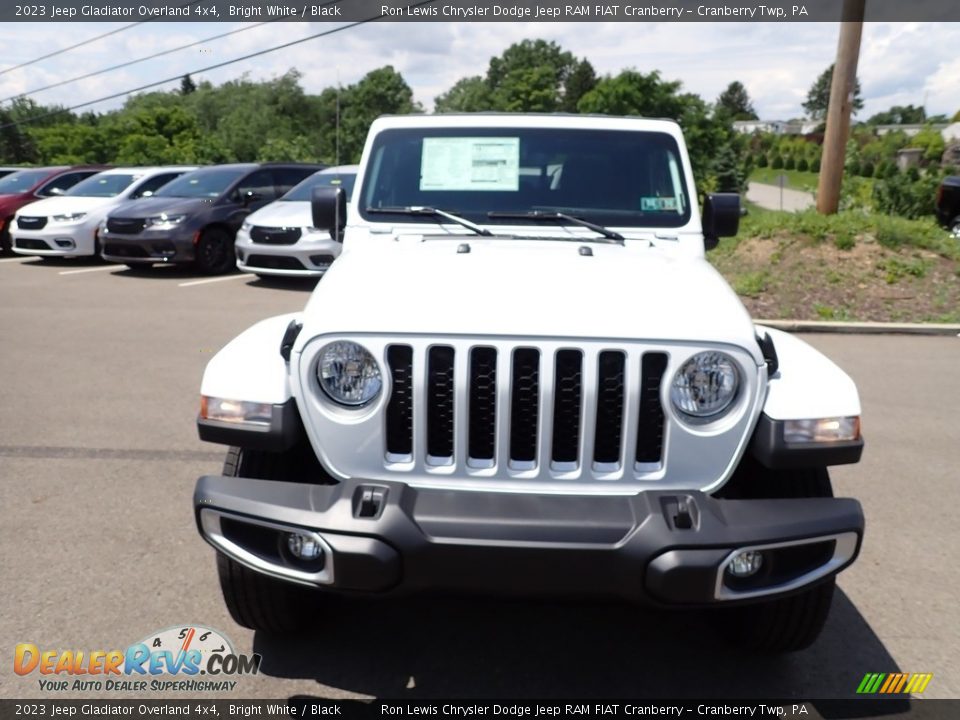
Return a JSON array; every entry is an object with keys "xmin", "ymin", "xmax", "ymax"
[{"xmin": 0, "ymin": 20, "xmax": 957, "ymax": 122}]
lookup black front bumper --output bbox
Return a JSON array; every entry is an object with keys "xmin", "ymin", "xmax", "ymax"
[
  {"xmin": 101, "ymin": 231, "xmax": 196, "ymax": 263},
  {"xmin": 194, "ymin": 475, "xmax": 864, "ymax": 605}
]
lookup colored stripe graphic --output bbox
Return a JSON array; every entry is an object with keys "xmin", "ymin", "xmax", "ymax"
[{"xmin": 857, "ymin": 673, "xmax": 933, "ymax": 694}]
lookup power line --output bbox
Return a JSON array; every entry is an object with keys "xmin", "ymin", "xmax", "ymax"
[
  {"xmin": 1, "ymin": 21, "xmax": 276, "ymax": 106},
  {"xmin": 0, "ymin": 0, "xmax": 205, "ymax": 78},
  {"xmin": 0, "ymin": 0, "xmax": 436, "ymax": 132}
]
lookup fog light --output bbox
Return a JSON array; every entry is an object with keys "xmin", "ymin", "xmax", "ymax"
[
  {"xmin": 287, "ymin": 533, "xmax": 323, "ymax": 561},
  {"xmin": 727, "ymin": 550, "xmax": 764, "ymax": 577}
]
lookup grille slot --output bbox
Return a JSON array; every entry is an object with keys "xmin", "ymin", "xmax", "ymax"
[
  {"xmin": 14, "ymin": 238, "xmax": 50, "ymax": 250},
  {"xmin": 594, "ymin": 351, "xmax": 626, "ymax": 468},
  {"xmin": 250, "ymin": 226, "xmax": 301, "ymax": 245},
  {"xmin": 509, "ymin": 348, "xmax": 540, "ymax": 467},
  {"xmin": 385, "ymin": 345, "xmax": 413, "ymax": 460},
  {"xmin": 636, "ymin": 352, "xmax": 669, "ymax": 466},
  {"xmin": 106, "ymin": 218, "xmax": 146, "ymax": 234},
  {"xmin": 468, "ymin": 347, "xmax": 497, "ymax": 466},
  {"xmin": 551, "ymin": 350, "xmax": 582, "ymax": 468},
  {"xmin": 246, "ymin": 255, "xmax": 306, "ymax": 271},
  {"xmin": 17, "ymin": 216, "xmax": 47, "ymax": 230},
  {"xmin": 426, "ymin": 346, "xmax": 455, "ymax": 464}
]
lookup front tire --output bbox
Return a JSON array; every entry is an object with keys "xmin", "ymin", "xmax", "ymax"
[
  {"xmin": 715, "ymin": 463, "xmax": 837, "ymax": 653},
  {"xmin": 215, "ymin": 447, "xmax": 324, "ymax": 634},
  {"xmin": 195, "ymin": 227, "xmax": 235, "ymax": 275}
]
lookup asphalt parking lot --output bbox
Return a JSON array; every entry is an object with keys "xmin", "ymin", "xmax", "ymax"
[{"xmin": 1, "ymin": 254, "xmax": 958, "ymax": 708}]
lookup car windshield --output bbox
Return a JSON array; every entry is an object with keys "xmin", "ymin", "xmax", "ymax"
[
  {"xmin": 0, "ymin": 169, "xmax": 50, "ymax": 194},
  {"xmin": 65, "ymin": 173, "xmax": 137, "ymax": 198},
  {"xmin": 154, "ymin": 168, "xmax": 246, "ymax": 199},
  {"xmin": 359, "ymin": 127, "xmax": 692, "ymax": 229},
  {"xmin": 282, "ymin": 171, "xmax": 357, "ymax": 202}
]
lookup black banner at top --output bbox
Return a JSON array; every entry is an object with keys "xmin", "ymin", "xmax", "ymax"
[{"xmin": 2, "ymin": 0, "xmax": 960, "ymax": 22}]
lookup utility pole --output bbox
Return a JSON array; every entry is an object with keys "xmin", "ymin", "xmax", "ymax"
[{"xmin": 816, "ymin": 0, "xmax": 866, "ymax": 215}]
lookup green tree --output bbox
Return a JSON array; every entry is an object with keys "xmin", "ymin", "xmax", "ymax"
[
  {"xmin": 434, "ymin": 76, "xmax": 493, "ymax": 112},
  {"xmin": 0, "ymin": 109, "xmax": 38, "ymax": 163},
  {"xmin": 867, "ymin": 104, "xmax": 925, "ymax": 125},
  {"xmin": 180, "ymin": 74, "xmax": 197, "ymax": 95},
  {"xmin": 712, "ymin": 144, "xmax": 745, "ymax": 193},
  {"xmin": 716, "ymin": 81, "xmax": 758, "ymax": 121},
  {"xmin": 803, "ymin": 64, "xmax": 863, "ymax": 120},
  {"xmin": 561, "ymin": 59, "xmax": 597, "ymax": 113}
]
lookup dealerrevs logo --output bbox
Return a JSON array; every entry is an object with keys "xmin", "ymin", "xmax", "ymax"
[{"xmin": 14, "ymin": 625, "xmax": 260, "ymax": 693}]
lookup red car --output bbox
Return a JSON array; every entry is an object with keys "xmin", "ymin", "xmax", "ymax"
[{"xmin": 0, "ymin": 166, "xmax": 108, "ymax": 252}]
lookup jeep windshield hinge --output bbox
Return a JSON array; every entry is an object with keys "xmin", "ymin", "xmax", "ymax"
[{"xmin": 757, "ymin": 332, "xmax": 779, "ymax": 377}]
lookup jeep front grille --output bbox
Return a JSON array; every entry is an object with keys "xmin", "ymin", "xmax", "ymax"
[{"xmin": 384, "ymin": 343, "xmax": 669, "ymax": 476}]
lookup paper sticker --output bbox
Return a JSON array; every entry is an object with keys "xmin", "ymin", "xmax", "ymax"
[
  {"xmin": 420, "ymin": 137, "xmax": 520, "ymax": 191},
  {"xmin": 641, "ymin": 196, "xmax": 679, "ymax": 211}
]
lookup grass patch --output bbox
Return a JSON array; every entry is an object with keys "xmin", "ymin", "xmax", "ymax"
[
  {"xmin": 733, "ymin": 271, "xmax": 769, "ymax": 297},
  {"xmin": 875, "ymin": 256, "xmax": 931, "ymax": 284}
]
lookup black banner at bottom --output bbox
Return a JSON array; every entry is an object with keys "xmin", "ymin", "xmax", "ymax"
[{"xmin": 1, "ymin": 700, "xmax": 958, "ymax": 720}]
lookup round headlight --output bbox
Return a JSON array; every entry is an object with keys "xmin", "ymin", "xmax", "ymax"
[
  {"xmin": 670, "ymin": 351, "xmax": 740, "ymax": 419},
  {"xmin": 317, "ymin": 341, "xmax": 382, "ymax": 407}
]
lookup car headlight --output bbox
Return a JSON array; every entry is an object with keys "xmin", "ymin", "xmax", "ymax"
[
  {"xmin": 670, "ymin": 351, "xmax": 740, "ymax": 419},
  {"xmin": 144, "ymin": 213, "xmax": 187, "ymax": 230},
  {"xmin": 317, "ymin": 341, "xmax": 382, "ymax": 407},
  {"xmin": 51, "ymin": 212, "xmax": 86, "ymax": 224},
  {"xmin": 240, "ymin": 221, "xmax": 252, "ymax": 233}
]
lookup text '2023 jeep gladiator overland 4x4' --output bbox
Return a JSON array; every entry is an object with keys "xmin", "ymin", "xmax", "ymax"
[{"xmin": 194, "ymin": 114, "xmax": 865, "ymax": 653}]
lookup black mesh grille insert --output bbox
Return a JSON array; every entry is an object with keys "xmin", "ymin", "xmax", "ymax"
[
  {"xmin": 14, "ymin": 238, "xmax": 50, "ymax": 250},
  {"xmin": 636, "ymin": 352, "xmax": 668, "ymax": 464},
  {"xmin": 246, "ymin": 255, "xmax": 306, "ymax": 271},
  {"xmin": 385, "ymin": 345, "xmax": 413, "ymax": 457},
  {"xmin": 594, "ymin": 351, "xmax": 625, "ymax": 465},
  {"xmin": 510, "ymin": 348, "xmax": 540, "ymax": 464},
  {"xmin": 551, "ymin": 350, "xmax": 582, "ymax": 464},
  {"xmin": 468, "ymin": 347, "xmax": 497, "ymax": 462},
  {"xmin": 250, "ymin": 226, "xmax": 302, "ymax": 245},
  {"xmin": 106, "ymin": 218, "xmax": 146, "ymax": 234},
  {"xmin": 426, "ymin": 346, "xmax": 455, "ymax": 460},
  {"xmin": 17, "ymin": 216, "xmax": 47, "ymax": 230}
]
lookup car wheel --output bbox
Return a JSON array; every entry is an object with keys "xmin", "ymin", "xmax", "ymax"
[
  {"xmin": 714, "ymin": 463, "xmax": 837, "ymax": 653},
  {"xmin": 951, "ymin": 217, "xmax": 960, "ymax": 239},
  {"xmin": 215, "ymin": 447, "xmax": 325, "ymax": 633},
  {"xmin": 195, "ymin": 227, "xmax": 235, "ymax": 275}
]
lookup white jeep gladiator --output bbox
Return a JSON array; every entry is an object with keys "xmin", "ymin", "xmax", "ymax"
[{"xmin": 194, "ymin": 114, "xmax": 865, "ymax": 652}]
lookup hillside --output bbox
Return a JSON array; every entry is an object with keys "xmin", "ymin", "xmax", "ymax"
[{"xmin": 709, "ymin": 206, "xmax": 960, "ymax": 323}]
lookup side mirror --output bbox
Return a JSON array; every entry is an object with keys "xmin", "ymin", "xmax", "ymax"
[
  {"xmin": 311, "ymin": 186, "xmax": 347, "ymax": 242},
  {"xmin": 702, "ymin": 193, "xmax": 741, "ymax": 250},
  {"xmin": 242, "ymin": 190, "xmax": 263, "ymax": 207}
]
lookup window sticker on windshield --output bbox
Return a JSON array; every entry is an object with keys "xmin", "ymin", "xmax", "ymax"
[
  {"xmin": 641, "ymin": 197, "xmax": 679, "ymax": 212},
  {"xmin": 420, "ymin": 137, "xmax": 520, "ymax": 191}
]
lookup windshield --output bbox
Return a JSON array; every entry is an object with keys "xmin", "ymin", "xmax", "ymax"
[
  {"xmin": 282, "ymin": 170, "xmax": 357, "ymax": 202},
  {"xmin": 0, "ymin": 169, "xmax": 50, "ymax": 194},
  {"xmin": 359, "ymin": 127, "xmax": 692, "ymax": 228},
  {"xmin": 154, "ymin": 168, "xmax": 246, "ymax": 199},
  {"xmin": 66, "ymin": 173, "xmax": 137, "ymax": 198}
]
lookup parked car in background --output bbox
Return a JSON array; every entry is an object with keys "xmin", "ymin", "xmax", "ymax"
[
  {"xmin": 99, "ymin": 163, "xmax": 323, "ymax": 274},
  {"xmin": 936, "ymin": 176, "xmax": 960, "ymax": 237},
  {"xmin": 11, "ymin": 166, "xmax": 196, "ymax": 259},
  {"xmin": 235, "ymin": 165, "xmax": 358, "ymax": 278},
  {"xmin": 0, "ymin": 167, "xmax": 22, "ymax": 180},
  {"xmin": 0, "ymin": 166, "xmax": 108, "ymax": 252}
]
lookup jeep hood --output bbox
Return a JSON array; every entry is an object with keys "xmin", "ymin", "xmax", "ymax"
[{"xmin": 301, "ymin": 238, "xmax": 762, "ymax": 357}]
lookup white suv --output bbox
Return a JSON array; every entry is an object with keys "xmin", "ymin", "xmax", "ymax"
[
  {"xmin": 193, "ymin": 114, "xmax": 865, "ymax": 653},
  {"xmin": 234, "ymin": 165, "xmax": 358, "ymax": 278},
  {"xmin": 12, "ymin": 166, "xmax": 195, "ymax": 258}
]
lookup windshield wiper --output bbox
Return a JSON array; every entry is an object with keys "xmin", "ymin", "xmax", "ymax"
[
  {"xmin": 367, "ymin": 206, "xmax": 492, "ymax": 236},
  {"xmin": 487, "ymin": 210, "xmax": 625, "ymax": 243}
]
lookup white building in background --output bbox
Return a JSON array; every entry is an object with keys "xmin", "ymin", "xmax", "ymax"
[
  {"xmin": 733, "ymin": 120, "xmax": 820, "ymax": 135},
  {"xmin": 942, "ymin": 123, "xmax": 960, "ymax": 142}
]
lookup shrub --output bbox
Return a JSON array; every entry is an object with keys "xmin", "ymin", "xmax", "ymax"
[
  {"xmin": 784, "ymin": 155, "xmax": 796, "ymax": 170},
  {"xmin": 859, "ymin": 161, "xmax": 875, "ymax": 178},
  {"xmin": 846, "ymin": 159, "xmax": 861, "ymax": 176},
  {"xmin": 810, "ymin": 157, "xmax": 821, "ymax": 173},
  {"xmin": 796, "ymin": 157, "xmax": 809, "ymax": 172},
  {"xmin": 756, "ymin": 153, "xmax": 768, "ymax": 168},
  {"xmin": 771, "ymin": 154, "xmax": 784, "ymax": 169},
  {"xmin": 873, "ymin": 172, "xmax": 940, "ymax": 219}
]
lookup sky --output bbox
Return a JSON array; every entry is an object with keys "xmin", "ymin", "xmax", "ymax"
[{"xmin": 0, "ymin": 21, "xmax": 958, "ymax": 123}]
